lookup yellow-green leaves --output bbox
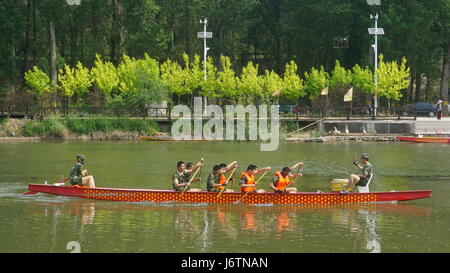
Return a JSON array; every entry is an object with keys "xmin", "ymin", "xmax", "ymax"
[
  {"xmin": 282, "ymin": 61, "xmax": 305, "ymax": 100},
  {"xmin": 329, "ymin": 60, "xmax": 352, "ymax": 88},
  {"xmin": 24, "ymin": 66, "xmax": 52, "ymax": 96},
  {"xmin": 236, "ymin": 61, "xmax": 262, "ymax": 104},
  {"xmin": 58, "ymin": 62, "xmax": 92, "ymax": 97},
  {"xmin": 91, "ymin": 54, "xmax": 119, "ymax": 95},
  {"xmin": 352, "ymin": 64, "xmax": 374, "ymax": 94},
  {"xmin": 304, "ymin": 66, "xmax": 329, "ymax": 99},
  {"xmin": 377, "ymin": 54, "xmax": 410, "ymax": 101},
  {"xmin": 216, "ymin": 56, "xmax": 237, "ymax": 101}
]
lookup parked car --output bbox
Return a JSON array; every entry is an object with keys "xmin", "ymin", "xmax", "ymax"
[
  {"xmin": 397, "ymin": 102, "xmax": 437, "ymax": 117},
  {"xmin": 277, "ymin": 105, "xmax": 293, "ymax": 113}
]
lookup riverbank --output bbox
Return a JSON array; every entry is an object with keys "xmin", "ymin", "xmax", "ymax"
[
  {"xmin": 0, "ymin": 117, "xmax": 409, "ymax": 142},
  {"xmin": 0, "ymin": 117, "xmax": 160, "ymax": 140},
  {"xmin": 285, "ymin": 135, "xmax": 398, "ymax": 143}
]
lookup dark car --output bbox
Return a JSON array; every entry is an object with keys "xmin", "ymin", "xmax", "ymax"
[
  {"xmin": 397, "ymin": 102, "xmax": 437, "ymax": 117},
  {"xmin": 277, "ymin": 105, "xmax": 294, "ymax": 113}
]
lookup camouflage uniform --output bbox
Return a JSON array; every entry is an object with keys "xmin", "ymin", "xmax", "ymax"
[
  {"xmin": 69, "ymin": 163, "xmax": 84, "ymax": 186},
  {"xmin": 356, "ymin": 162, "xmax": 373, "ymax": 186},
  {"xmin": 173, "ymin": 171, "xmax": 189, "ymax": 191},
  {"xmin": 206, "ymin": 173, "xmax": 220, "ymax": 192}
]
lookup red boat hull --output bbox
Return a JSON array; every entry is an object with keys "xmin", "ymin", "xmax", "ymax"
[
  {"xmin": 396, "ymin": 136, "xmax": 450, "ymax": 143},
  {"xmin": 27, "ymin": 184, "xmax": 432, "ymax": 205}
]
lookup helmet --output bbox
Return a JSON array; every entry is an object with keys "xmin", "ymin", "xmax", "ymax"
[
  {"xmin": 76, "ymin": 154, "xmax": 85, "ymax": 164},
  {"xmin": 360, "ymin": 153, "xmax": 369, "ymax": 160}
]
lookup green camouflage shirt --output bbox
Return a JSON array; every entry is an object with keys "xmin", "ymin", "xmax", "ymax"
[
  {"xmin": 173, "ymin": 171, "xmax": 189, "ymax": 191},
  {"xmin": 69, "ymin": 163, "xmax": 84, "ymax": 185},
  {"xmin": 206, "ymin": 173, "xmax": 220, "ymax": 192},
  {"xmin": 361, "ymin": 162, "xmax": 373, "ymax": 182}
]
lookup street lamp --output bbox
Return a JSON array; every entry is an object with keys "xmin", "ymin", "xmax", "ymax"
[
  {"xmin": 198, "ymin": 18, "xmax": 213, "ymax": 109},
  {"xmin": 368, "ymin": 9, "xmax": 384, "ymax": 117}
]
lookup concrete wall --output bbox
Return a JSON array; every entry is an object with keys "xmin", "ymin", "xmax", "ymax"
[{"xmin": 322, "ymin": 120, "xmax": 415, "ymax": 135}]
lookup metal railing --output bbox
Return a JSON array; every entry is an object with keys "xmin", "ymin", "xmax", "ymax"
[{"xmin": 0, "ymin": 102, "xmax": 420, "ymax": 120}]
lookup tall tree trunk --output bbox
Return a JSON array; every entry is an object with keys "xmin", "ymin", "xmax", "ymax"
[
  {"xmin": 70, "ymin": 13, "xmax": 77, "ymax": 66},
  {"xmin": 111, "ymin": 0, "xmax": 122, "ymax": 63},
  {"xmin": 32, "ymin": 0, "xmax": 37, "ymax": 66},
  {"xmin": 11, "ymin": 37, "xmax": 16, "ymax": 93},
  {"xmin": 184, "ymin": 0, "xmax": 192, "ymax": 58},
  {"xmin": 409, "ymin": 73, "xmax": 415, "ymax": 103},
  {"xmin": 415, "ymin": 72, "xmax": 421, "ymax": 102},
  {"xmin": 440, "ymin": 42, "xmax": 450, "ymax": 102},
  {"xmin": 50, "ymin": 21, "xmax": 57, "ymax": 86},
  {"xmin": 425, "ymin": 77, "xmax": 432, "ymax": 102},
  {"xmin": 21, "ymin": 0, "xmax": 33, "ymax": 80}
]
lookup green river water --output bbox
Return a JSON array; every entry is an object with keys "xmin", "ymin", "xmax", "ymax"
[{"xmin": 0, "ymin": 140, "xmax": 449, "ymax": 253}]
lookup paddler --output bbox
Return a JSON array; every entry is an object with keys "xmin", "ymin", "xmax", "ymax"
[
  {"xmin": 183, "ymin": 162, "xmax": 202, "ymax": 184},
  {"xmin": 269, "ymin": 162, "xmax": 304, "ymax": 193},
  {"xmin": 206, "ymin": 161, "xmax": 238, "ymax": 192},
  {"xmin": 239, "ymin": 164, "xmax": 271, "ymax": 194},
  {"xmin": 172, "ymin": 159, "xmax": 203, "ymax": 192},
  {"xmin": 341, "ymin": 153, "xmax": 373, "ymax": 194},
  {"xmin": 69, "ymin": 154, "xmax": 96, "ymax": 188}
]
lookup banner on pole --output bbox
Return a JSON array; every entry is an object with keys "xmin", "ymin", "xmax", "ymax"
[{"xmin": 343, "ymin": 87, "xmax": 353, "ymax": 102}]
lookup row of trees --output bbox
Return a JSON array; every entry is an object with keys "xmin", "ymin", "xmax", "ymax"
[
  {"xmin": 0, "ymin": 0, "xmax": 448, "ymax": 105},
  {"xmin": 24, "ymin": 53, "xmax": 410, "ymax": 110}
]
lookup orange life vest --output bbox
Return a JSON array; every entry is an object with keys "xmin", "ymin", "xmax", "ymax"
[
  {"xmin": 273, "ymin": 171, "xmax": 290, "ymax": 191},
  {"xmin": 240, "ymin": 172, "xmax": 255, "ymax": 193},
  {"xmin": 216, "ymin": 174, "xmax": 227, "ymax": 191}
]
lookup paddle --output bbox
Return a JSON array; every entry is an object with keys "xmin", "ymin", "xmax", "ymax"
[
  {"xmin": 291, "ymin": 164, "xmax": 304, "ymax": 185},
  {"xmin": 234, "ymin": 170, "xmax": 268, "ymax": 204},
  {"xmin": 180, "ymin": 159, "xmax": 204, "ymax": 196},
  {"xmin": 217, "ymin": 167, "xmax": 237, "ymax": 199},
  {"xmin": 55, "ymin": 178, "xmax": 69, "ymax": 184}
]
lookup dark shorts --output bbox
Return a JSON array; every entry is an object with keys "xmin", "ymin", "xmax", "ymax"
[
  {"xmin": 70, "ymin": 177, "xmax": 83, "ymax": 186},
  {"xmin": 356, "ymin": 179, "xmax": 368, "ymax": 187}
]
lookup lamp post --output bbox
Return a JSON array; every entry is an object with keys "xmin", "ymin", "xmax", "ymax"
[
  {"xmin": 368, "ymin": 17, "xmax": 384, "ymax": 118},
  {"xmin": 367, "ymin": 0, "xmax": 382, "ymax": 118},
  {"xmin": 198, "ymin": 18, "xmax": 212, "ymax": 109}
]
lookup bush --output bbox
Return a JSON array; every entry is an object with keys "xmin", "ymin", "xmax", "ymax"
[
  {"xmin": 22, "ymin": 118, "xmax": 66, "ymax": 138},
  {"xmin": 63, "ymin": 117, "xmax": 159, "ymax": 135},
  {"xmin": 22, "ymin": 117, "xmax": 160, "ymax": 137}
]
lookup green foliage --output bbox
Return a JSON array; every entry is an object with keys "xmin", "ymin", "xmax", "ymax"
[
  {"xmin": 63, "ymin": 118, "xmax": 159, "ymax": 135},
  {"xmin": 216, "ymin": 56, "xmax": 237, "ymax": 101},
  {"xmin": 160, "ymin": 58, "xmax": 189, "ymax": 96},
  {"xmin": 304, "ymin": 66, "xmax": 329, "ymax": 99},
  {"xmin": 282, "ymin": 61, "xmax": 305, "ymax": 101},
  {"xmin": 91, "ymin": 54, "xmax": 119, "ymax": 95},
  {"xmin": 352, "ymin": 64, "xmax": 374, "ymax": 94},
  {"xmin": 24, "ymin": 66, "xmax": 52, "ymax": 96},
  {"xmin": 200, "ymin": 56, "xmax": 219, "ymax": 99},
  {"xmin": 236, "ymin": 61, "xmax": 262, "ymax": 104},
  {"xmin": 261, "ymin": 69, "xmax": 284, "ymax": 104},
  {"xmin": 58, "ymin": 62, "xmax": 92, "ymax": 97},
  {"xmin": 329, "ymin": 60, "xmax": 352, "ymax": 89},
  {"xmin": 22, "ymin": 117, "xmax": 160, "ymax": 137},
  {"xmin": 377, "ymin": 55, "xmax": 410, "ymax": 101},
  {"xmin": 22, "ymin": 118, "xmax": 66, "ymax": 138},
  {"xmin": 1, "ymin": 0, "xmax": 449, "ymax": 107}
]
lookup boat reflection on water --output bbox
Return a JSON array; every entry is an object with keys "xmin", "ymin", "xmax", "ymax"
[{"xmin": 25, "ymin": 200, "xmax": 431, "ymax": 253}]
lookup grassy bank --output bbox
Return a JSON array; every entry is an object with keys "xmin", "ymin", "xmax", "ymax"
[{"xmin": 19, "ymin": 117, "xmax": 160, "ymax": 139}]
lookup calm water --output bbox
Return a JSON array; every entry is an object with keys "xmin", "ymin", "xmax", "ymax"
[{"xmin": 0, "ymin": 140, "xmax": 449, "ymax": 253}]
